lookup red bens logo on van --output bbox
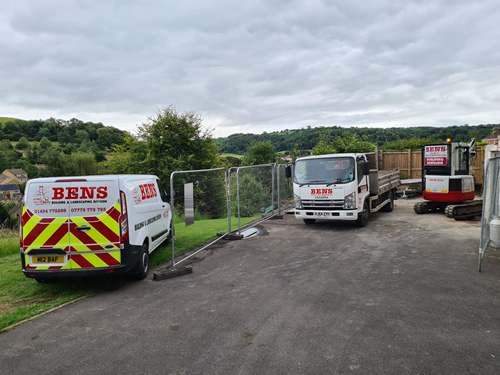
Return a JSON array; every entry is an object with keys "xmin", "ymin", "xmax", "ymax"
[
  {"xmin": 139, "ymin": 183, "xmax": 157, "ymax": 200},
  {"xmin": 52, "ymin": 186, "xmax": 108, "ymax": 200},
  {"xmin": 132, "ymin": 187, "xmax": 142, "ymax": 204},
  {"xmin": 132, "ymin": 183, "xmax": 158, "ymax": 204},
  {"xmin": 33, "ymin": 186, "xmax": 51, "ymax": 206},
  {"xmin": 311, "ymin": 189, "xmax": 333, "ymax": 195}
]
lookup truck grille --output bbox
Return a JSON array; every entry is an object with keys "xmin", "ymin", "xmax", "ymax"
[{"xmin": 301, "ymin": 199, "xmax": 344, "ymax": 210}]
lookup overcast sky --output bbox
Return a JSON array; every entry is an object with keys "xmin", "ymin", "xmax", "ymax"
[{"xmin": 1, "ymin": 0, "xmax": 499, "ymax": 138}]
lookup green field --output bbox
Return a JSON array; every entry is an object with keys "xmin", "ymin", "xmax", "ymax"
[
  {"xmin": 221, "ymin": 153, "xmax": 243, "ymax": 158},
  {"xmin": 0, "ymin": 117, "xmax": 21, "ymax": 125},
  {"xmin": 0, "ymin": 215, "xmax": 259, "ymax": 332}
]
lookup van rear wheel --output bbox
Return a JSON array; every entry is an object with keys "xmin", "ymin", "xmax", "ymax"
[{"xmin": 134, "ymin": 243, "xmax": 149, "ymax": 280}]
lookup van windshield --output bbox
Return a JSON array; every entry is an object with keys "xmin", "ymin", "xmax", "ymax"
[{"xmin": 294, "ymin": 157, "xmax": 355, "ymax": 185}]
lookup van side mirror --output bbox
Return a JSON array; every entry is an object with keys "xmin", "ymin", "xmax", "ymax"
[
  {"xmin": 285, "ymin": 165, "xmax": 292, "ymax": 178},
  {"xmin": 362, "ymin": 161, "xmax": 370, "ymax": 175}
]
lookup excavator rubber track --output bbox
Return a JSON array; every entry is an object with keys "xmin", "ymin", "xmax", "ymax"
[
  {"xmin": 444, "ymin": 200, "xmax": 483, "ymax": 220},
  {"xmin": 414, "ymin": 201, "xmax": 447, "ymax": 214},
  {"xmin": 414, "ymin": 200, "xmax": 482, "ymax": 219}
]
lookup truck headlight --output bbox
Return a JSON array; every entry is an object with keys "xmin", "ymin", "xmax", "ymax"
[
  {"xmin": 294, "ymin": 194, "xmax": 303, "ymax": 209},
  {"xmin": 344, "ymin": 192, "xmax": 355, "ymax": 209}
]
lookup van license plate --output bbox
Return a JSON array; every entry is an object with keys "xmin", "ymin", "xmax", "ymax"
[
  {"xmin": 32, "ymin": 255, "xmax": 64, "ymax": 264},
  {"xmin": 314, "ymin": 212, "xmax": 330, "ymax": 217}
]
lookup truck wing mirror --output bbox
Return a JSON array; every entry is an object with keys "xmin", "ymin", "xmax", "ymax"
[
  {"xmin": 363, "ymin": 161, "xmax": 370, "ymax": 175},
  {"xmin": 285, "ymin": 165, "xmax": 292, "ymax": 178}
]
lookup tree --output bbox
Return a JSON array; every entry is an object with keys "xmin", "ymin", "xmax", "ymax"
[
  {"xmin": 335, "ymin": 133, "xmax": 376, "ymax": 153},
  {"xmin": 0, "ymin": 152, "xmax": 8, "ymax": 172},
  {"xmin": 74, "ymin": 130, "xmax": 90, "ymax": 143},
  {"xmin": 242, "ymin": 141, "xmax": 276, "ymax": 166},
  {"xmin": 39, "ymin": 137, "xmax": 52, "ymax": 150},
  {"xmin": 15, "ymin": 136, "xmax": 30, "ymax": 150},
  {"xmin": 221, "ymin": 156, "xmax": 242, "ymax": 168},
  {"xmin": 231, "ymin": 174, "xmax": 269, "ymax": 217},
  {"xmin": 39, "ymin": 150, "xmax": 71, "ymax": 177},
  {"xmin": 381, "ymin": 137, "xmax": 441, "ymax": 150},
  {"xmin": 107, "ymin": 106, "xmax": 225, "ymax": 217},
  {"xmin": 96, "ymin": 127, "xmax": 126, "ymax": 149},
  {"xmin": 0, "ymin": 203, "xmax": 10, "ymax": 224},
  {"xmin": 110, "ymin": 105, "xmax": 222, "ymax": 183},
  {"xmin": 312, "ymin": 132, "xmax": 376, "ymax": 155},
  {"xmin": 0, "ymin": 139, "xmax": 12, "ymax": 151},
  {"xmin": 39, "ymin": 150, "xmax": 97, "ymax": 177},
  {"xmin": 27, "ymin": 143, "xmax": 41, "ymax": 164},
  {"xmin": 71, "ymin": 152, "xmax": 98, "ymax": 175}
]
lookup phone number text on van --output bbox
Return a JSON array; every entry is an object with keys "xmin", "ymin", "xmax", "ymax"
[{"xmin": 34, "ymin": 208, "xmax": 68, "ymax": 214}]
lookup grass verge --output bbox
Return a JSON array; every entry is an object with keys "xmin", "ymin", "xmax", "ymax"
[{"xmin": 0, "ymin": 215, "xmax": 260, "ymax": 332}]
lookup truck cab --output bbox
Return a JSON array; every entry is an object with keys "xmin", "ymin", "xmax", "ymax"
[
  {"xmin": 293, "ymin": 153, "xmax": 371, "ymax": 226},
  {"xmin": 292, "ymin": 153, "xmax": 399, "ymax": 227}
]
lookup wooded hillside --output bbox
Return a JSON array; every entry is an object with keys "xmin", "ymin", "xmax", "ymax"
[
  {"xmin": 0, "ymin": 117, "xmax": 127, "ymax": 178},
  {"xmin": 216, "ymin": 124, "xmax": 497, "ymax": 154}
]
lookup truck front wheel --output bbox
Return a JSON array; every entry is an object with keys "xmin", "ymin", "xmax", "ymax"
[{"xmin": 356, "ymin": 201, "xmax": 369, "ymax": 227}]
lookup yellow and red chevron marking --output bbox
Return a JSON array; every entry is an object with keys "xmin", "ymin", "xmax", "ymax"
[
  {"xmin": 69, "ymin": 203, "xmax": 121, "ymax": 269},
  {"xmin": 22, "ymin": 207, "xmax": 71, "ymax": 271},
  {"xmin": 22, "ymin": 204, "xmax": 122, "ymax": 271},
  {"xmin": 22, "ymin": 208, "xmax": 70, "ymax": 248}
]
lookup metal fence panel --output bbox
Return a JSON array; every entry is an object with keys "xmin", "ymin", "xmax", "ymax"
[
  {"xmin": 170, "ymin": 168, "xmax": 228, "ymax": 268},
  {"xmin": 229, "ymin": 164, "xmax": 275, "ymax": 233},
  {"xmin": 168, "ymin": 164, "xmax": 293, "ymax": 269},
  {"xmin": 276, "ymin": 164, "xmax": 293, "ymax": 215},
  {"xmin": 479, "ymin": 156, "xmax": 500, "ymax": 271}
]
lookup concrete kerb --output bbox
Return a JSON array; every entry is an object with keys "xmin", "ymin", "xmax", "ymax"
[{"xmin": 1, "ymin": 295, "xmax": 90, "ymax": 334}]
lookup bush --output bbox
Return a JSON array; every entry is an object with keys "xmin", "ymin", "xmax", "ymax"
[{"xmin": 231, "ymin": 175, "xmax": 269, "ymax": 217}]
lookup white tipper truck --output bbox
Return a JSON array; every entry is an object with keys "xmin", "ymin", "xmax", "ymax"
[{"xmin": 290, "ymin": 153, "xmax": 400, "ymax": 226}]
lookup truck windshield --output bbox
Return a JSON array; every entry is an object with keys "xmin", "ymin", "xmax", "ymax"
[{"xmin": 294, "ymin": 157, "xmax": 355, "ymax": 185}]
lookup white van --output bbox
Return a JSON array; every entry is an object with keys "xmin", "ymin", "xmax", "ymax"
[{"xmin": 20, "ymin": 175, "xmax": 172, "ymax": 281}]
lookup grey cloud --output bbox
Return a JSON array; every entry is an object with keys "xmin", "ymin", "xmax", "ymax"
[{"xmin": 0, "ymin": 0, "xmax": 500, "ymax": 136}]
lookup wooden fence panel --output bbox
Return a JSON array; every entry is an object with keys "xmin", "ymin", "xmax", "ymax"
[
  {"xmin": 379, "ymin": 147, "xmax": 485, "ymax": 186},
  {"xmin": 474, "ymin": 147, "xmax": 484, "ymax": 186}
]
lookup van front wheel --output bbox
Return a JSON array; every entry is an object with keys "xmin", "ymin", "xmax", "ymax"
[{"xmin": 134, "ymin": 243, "xmax": 150, "ymax": 280}]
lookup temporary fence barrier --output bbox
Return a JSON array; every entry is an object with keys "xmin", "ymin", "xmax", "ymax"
[
  {"xmin": 169, "ymin": 167, "xmax": 229, "ymax": 268},
  {"xmin": 479, "ymin": 156, "xmax": 500, "ymax": 271},
  {"xmin": 276, "ymin": 163, "xmax": 294, "ymax": 216},
  {"xmin": 229, "ymin": 164, "xmax": 276, "ymax": 234},
  {"xmin": 168, "ymin": 163, "xmax": 293, "ymax": 270}
]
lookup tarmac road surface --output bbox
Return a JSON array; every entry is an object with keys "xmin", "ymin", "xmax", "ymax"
[{"xmin": 1, "ymin": 198, "xmax": 500, "ymax": 374}]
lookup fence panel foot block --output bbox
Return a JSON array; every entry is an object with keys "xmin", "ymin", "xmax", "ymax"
[{"xmin": 153, "ymin": 265, "xmax": 193, "ymax": 281}]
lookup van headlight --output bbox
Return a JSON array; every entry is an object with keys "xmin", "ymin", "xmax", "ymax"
[
  {"xmin": 344, "ymin": 192, "xmax": 355, "ymax": 209},
  {"xmin": 294, "ymin": 194, "xmax": 303, "ymax": 209}
]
